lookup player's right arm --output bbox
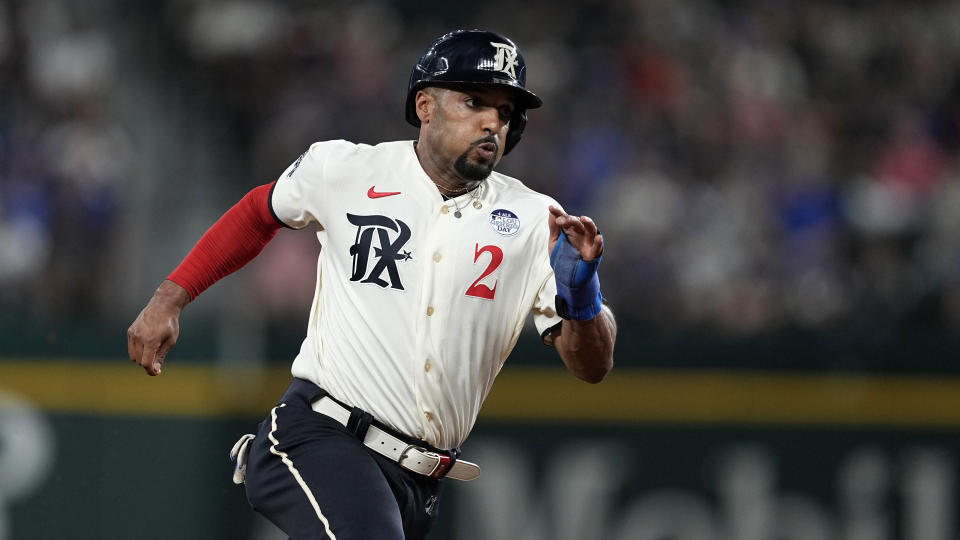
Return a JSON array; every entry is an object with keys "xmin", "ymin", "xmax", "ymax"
[
  {"xmin": 127, "ymin": 279, "xmax": 190, "ymax": 376},
  {"xmin": 126, "ymin": 181, "xmax": 284, "ymax": 376},
  {"xmin": 127, "ymin": 141, "xmax": 342, "ymax": 375}
]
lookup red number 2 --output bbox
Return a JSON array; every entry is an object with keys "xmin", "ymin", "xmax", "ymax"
[{"xmin": 465, "ymin": 244, "xmax": 503, "ymax": 300}]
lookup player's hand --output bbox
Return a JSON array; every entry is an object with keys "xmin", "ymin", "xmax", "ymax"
[
  {"xmin": 548, "ymin": 205, "xmax": 603, "ymax": 262},
  {"xmin": 126, "ymin": 280, "xmax": 190, "ymax": 376}
]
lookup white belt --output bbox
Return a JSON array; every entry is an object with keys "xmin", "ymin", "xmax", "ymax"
[{"xmin": 312, "ymin": 396, "xmax": 481, "ymax": 482}]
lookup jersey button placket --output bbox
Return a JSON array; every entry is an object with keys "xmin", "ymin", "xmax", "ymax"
[{"xmin": 415, "ymin": 200, "xmax": 447, "ymax": 443}]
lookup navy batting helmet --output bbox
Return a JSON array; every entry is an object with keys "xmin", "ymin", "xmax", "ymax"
[{"xmin": 406, "ymin": 29, "xmax": 542, "ymax": 155}]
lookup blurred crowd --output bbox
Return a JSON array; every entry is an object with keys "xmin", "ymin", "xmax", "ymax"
[
  {"xmin": 4, "ymin": 0, "xmax": 960, "ymax": 339},
  {"xmin": 0, "ymin": 0, "xmax": 129, "ymax": 320}
]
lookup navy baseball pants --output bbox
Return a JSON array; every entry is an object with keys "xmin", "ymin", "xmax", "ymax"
[{"xmin": 243, "ymin": 379, "xmax": 444, "ymax": 540}]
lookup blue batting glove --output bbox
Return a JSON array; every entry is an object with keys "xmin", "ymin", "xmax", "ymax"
[{"xmin": 550, "ymin": 230, "xmax": 603, "ymax": 320}]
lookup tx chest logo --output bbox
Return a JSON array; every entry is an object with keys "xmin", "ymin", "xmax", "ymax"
[{"xmin": 347, "ymin": 213, "xmax": 412, "ymax": 290}]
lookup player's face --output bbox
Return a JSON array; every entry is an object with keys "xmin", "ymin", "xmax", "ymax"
[{"xmin": 424, "ymin": 86, "xmax": 515, "ymax": 182}]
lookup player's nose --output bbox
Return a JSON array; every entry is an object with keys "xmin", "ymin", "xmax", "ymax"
[{"xmin": 478, "ymin": 106, "xmax": 503, "ymax": 134}]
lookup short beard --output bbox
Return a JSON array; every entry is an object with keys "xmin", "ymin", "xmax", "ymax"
[
  {"xmin": 453, "ymin": 152, "xmax": 494, "ymax": 182},
  {"xmin": 453, "ymin": 136, "xmax": 498, "ymax": 182}
]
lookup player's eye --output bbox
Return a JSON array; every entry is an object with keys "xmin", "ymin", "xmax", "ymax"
[{"xmin": 498, "ymin": 107, "xmax": 514, "ymax": 122}]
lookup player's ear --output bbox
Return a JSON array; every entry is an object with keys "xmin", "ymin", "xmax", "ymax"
[{"xmin": 415, "ymin": 88, "xmax": 435, "ymax": 124}]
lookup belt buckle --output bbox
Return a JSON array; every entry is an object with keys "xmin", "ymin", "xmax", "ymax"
[{"xmin": 400, "ymin": 445, "xmax": 453, "ymax": 479}]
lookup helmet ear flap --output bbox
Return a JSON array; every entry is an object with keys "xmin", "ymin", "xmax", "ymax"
[{"xmin": 503, "ymin": 109, "xmax": 526, "ymax": 156}]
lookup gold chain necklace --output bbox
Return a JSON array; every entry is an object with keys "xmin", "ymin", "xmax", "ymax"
[{"xmin": 449, "ymin": 182, "xmax": 484, "ymax": 218}]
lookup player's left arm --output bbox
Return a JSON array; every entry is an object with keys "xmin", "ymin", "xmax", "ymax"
[{"xmin": 548, "ymin": 205, "xmax": 616, "ymax": 383}]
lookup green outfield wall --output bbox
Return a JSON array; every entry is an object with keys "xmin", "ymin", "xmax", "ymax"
[{"xmin": 2, "ymin": 361, "xmax": 960, "ymax": 539}]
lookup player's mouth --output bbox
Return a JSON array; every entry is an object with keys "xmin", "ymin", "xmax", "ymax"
[{"xmin": 475, "ymin": 141, "xmax": 498, "ymax": 161}]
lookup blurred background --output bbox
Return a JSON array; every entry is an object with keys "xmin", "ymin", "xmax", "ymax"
[{"xmin": 3, "ymin": 0, "xmax": 960, "ymax": 538}]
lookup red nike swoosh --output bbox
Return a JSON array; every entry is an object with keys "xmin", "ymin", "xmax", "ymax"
[{"xmin": 368, "ymin": 186, "xmax": 401, "ymax": 199}]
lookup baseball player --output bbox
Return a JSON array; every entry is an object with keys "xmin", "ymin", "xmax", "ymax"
[{"xmin": 127, "ymin": 29, "xmax": 615, "ymax": 539}]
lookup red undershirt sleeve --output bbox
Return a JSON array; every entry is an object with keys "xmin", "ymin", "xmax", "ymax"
[{"xmin": 167, "ymin": 182, "xmax": 284, "ymax": 300}]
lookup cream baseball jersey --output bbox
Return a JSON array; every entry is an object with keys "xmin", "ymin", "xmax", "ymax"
[{"xmin": 270, "ymin": 139, "xmax": 563, "ymax": 450}]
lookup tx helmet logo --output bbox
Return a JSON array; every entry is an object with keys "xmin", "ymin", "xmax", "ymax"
[
  {"xmin": 347, "ymin": 213, "xmax": 412, "ymax": 290},
  {"xmin": 490, "ymin": 42, "xmax": 518, "ymax": 79}
]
